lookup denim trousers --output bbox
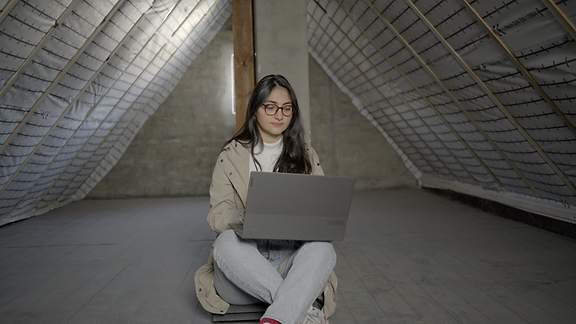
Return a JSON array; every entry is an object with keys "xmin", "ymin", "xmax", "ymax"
[{"xmin": 212, "ymin": 230, "xmax": 336, "ymax": 324}]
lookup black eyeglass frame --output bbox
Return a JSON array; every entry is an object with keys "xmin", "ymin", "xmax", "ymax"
[{"xmin": 260, "ymin": 103, "xmax": 293, "ymax": 117}]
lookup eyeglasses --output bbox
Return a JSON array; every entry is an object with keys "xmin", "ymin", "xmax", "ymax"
[{"xmin": 261, "ymin": 103, "xmax": 293, "ymax": 117}]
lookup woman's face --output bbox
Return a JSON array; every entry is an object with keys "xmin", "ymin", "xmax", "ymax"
[{"xmin": 255, "ymin": 86, "xmax": 293, "ymax": 143}]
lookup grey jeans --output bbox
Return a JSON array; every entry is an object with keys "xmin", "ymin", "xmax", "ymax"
[{"xmin": 213, "ymin": 230, "xmax": 336, "ymax": 324}]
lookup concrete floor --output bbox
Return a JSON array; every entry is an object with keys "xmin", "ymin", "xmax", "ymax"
[{"xmin": 0, "ymin": 188, "xmax": 575, "ymax": 324}]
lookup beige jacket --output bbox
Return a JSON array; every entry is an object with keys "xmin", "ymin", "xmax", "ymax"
[{"xmin": 194, "ymin": 140, "xmax": 338, "ymax": 317}]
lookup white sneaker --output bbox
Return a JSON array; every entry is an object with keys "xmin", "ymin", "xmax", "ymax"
[{"xmin": 301, "ymin": 305, "xmax": 328, "ymax": 324}]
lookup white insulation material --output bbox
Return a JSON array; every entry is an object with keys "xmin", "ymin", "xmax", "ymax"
[
  {"xmin": 0, "ymin": 0, "xmax": 575, "ymax": 227},
  {"xmin": 308, "ymin": 0, "xmax": 576, "ymax": 223},
  {"xmin": 0, "ymin": 0, "xmax": 231, "ymax": 226}
]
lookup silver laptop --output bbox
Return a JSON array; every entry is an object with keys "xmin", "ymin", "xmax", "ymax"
[{"xmin": 232, "ymin": 172, "xmax": 355, "ymax": 241}]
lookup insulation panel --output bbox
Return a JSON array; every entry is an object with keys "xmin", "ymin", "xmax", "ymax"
[
  {"xmin": 0, "ymin": 0, "xmax": 231, "ymax": 225},
  {"xmin": 307, "ymin": 0, "xmax": 576, "ymax": 222}
]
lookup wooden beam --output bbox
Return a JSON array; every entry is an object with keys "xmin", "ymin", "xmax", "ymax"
[{"xmin": 232, "ymin": 0, "xmax": 255, "ymax": 132}]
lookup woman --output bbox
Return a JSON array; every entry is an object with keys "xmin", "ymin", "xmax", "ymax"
[{"xmin": 194, "ymin": 75, "xmax": 337, "ymax": 324}]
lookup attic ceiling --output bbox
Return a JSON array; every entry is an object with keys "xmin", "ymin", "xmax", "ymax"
[
  {"xmin": 308, "ymin": 0, "xmax": 576, "ymax": 223},
  {"xmin": 0, "ymin": 0, "xmax": 230, "ymax": 225},
  {"xmin": 0, "ymin": 0, "xmax": 575, "ymax": 226}
]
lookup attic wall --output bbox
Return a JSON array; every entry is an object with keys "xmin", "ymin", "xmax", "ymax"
[
  {"xmin": 0, "ymin": 0, "xmax": 231, "ymax": 226},
  {"xmin": 88, "ymin": 29, "xmax": 234, "ymax": 198},
  {"xmin": 87, "ymin": 27, "xmax": 415, "ymax": 198},
  {"xmin": 1, "ymin": 0, "xmax": 575, "ymax": 226},
  {"xmin": 310, "ymin": 55, "xmax": 417, "ymax": 190},
  {"xmin": 307, "ymin": 0, "xmax": 576, "ymax": 223}
]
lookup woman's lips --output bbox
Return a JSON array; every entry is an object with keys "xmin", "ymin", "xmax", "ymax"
[{"xmin": 271, "ymin": 122, "xmax": 283, "ymax": 127}]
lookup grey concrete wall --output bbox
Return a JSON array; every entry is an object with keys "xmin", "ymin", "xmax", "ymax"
[
  {"xmin": 87, "ymin": 29, "xmax": 235, "ymax": 199},
  {"xmin": 309, "ymin": 57, "xmax": 417, "ymax": 190},
  {"xmin": 88, "ymin": 28, "xmax": 415, "ymax": 199},
  {"xmin": 253, "ymin": 0, "xmax": 311, "ymax": 142}
]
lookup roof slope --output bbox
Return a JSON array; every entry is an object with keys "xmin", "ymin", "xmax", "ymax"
[
  {"xmin": 307, "ymin": 0, "xmax": 576, "ymax": 223},
  {"xmin": 0, "ymin": 0, "xmax": 230, "ymax": 225},
  {"xmin": 1, "ymin": 0, "xmax": 574, "ymax": 226}
]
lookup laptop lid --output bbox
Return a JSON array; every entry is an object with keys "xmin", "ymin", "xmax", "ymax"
[{"xmin": 239, "ymin": 172, "xmax": 354, "ymax": 241}]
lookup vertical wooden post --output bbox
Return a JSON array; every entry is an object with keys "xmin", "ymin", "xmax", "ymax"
[{"xmin": 232, "ymin": 0, "xmax": 255, "ymax": 132}]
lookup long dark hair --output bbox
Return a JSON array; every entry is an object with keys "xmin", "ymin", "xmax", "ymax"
[{"xmin": 225, "ymin": 74, "xmax": 312, "ymax": 174}]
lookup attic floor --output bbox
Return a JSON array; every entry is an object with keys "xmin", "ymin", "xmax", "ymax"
[{"xmin": 0, "ymin": 188, "xmax": 575, "ymax": 324}]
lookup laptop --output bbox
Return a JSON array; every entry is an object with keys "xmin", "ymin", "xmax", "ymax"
[{"xmin": 232, "ymin": 171, "xmax": 355, "ymax": 241}]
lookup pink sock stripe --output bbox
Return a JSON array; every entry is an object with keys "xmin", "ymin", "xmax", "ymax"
[{"xmin": 260, "ymin": 317, "xmax": 282, "ymax": 324}]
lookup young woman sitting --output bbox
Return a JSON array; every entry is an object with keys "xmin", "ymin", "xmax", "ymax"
[{"xmin": 195, "ymin": 74, "xmax": 338, "ymax": 324}]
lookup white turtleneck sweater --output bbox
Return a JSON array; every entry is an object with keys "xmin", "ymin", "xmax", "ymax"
[{"xmin": 249, "ymin": 137, "xmax": 283, "ymax": 173}]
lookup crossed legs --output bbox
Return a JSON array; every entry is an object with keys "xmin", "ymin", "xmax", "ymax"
[{"xmin": 213, "ymin": 230, "xmax": 336, "ymax": 324}]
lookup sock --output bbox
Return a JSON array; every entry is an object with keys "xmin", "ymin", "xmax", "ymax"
[{"xmin": 260, "ymin": 318, "xmax": 281, "ymax": 324}]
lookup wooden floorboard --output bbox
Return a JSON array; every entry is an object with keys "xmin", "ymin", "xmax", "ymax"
[{"xmin": 0, "ymin": 188, "xmax": 575, "ymax": 324}]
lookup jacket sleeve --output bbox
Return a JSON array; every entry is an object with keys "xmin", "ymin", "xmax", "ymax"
[
  {"xmin": 207, "ymin": 151, "xmax": 242, "ymax": 233},
  {"xmin": 308, "ymin": 146, "xmax": 325, "ymax": 176}
]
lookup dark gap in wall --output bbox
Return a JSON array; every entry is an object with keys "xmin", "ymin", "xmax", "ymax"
[{"xmin": 427, "ymin": 188, "xmax": 576, "ymax": 241}]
